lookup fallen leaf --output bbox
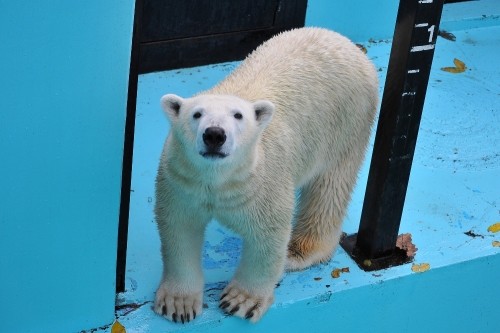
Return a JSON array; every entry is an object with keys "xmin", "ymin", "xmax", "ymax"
[
  {"xmin": 396, "ymin": 233, "xmax": 418, "ymax": 257},
  {"xmin": 331, "ymin": 269, "xmax": 341, "ymax": 278},
  {"xmin": 341, "ymin": 267, "xmax": 350, "ymax": 273},
  {"xmin": 441, "ymin": 58, "xmax": 466, "ymax": 73},
  {"xmin": 411, "ymin": 263, "xmax": 430, "ymax": 273},
  {"xmin": 111, "ymin": 320, "xmax": 126, "ymax": 333},
  {"xmin": 487, "ymin": 222, "xmax": 500, "ymax": 233},
  {"xmin": 492, "ymin": 241, "xmax": 500, "ymax": 247},
  {"xmin": 453, "ymin": 58, "xmax": 466, "ymax": 70},
  {"xmin": 438, "ymin": 30, "xmax": 456, "ymax": 41},
  {"xmin": 356, "ymin": 43, "xmax": 367, "ymax": 54}
]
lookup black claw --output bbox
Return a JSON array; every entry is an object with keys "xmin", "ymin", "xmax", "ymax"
[
  {"xmin": 186, "ymin": 313, "xmax": 190, "ymax": 322},
  {"xmin": 229, "ymin": 305, "xmax": 240, "ymax": 315},
  {"xmin": 220, "ymin": 301, "xmax": 230, "ymax": 309},
  {"xmin": 193, "ymin": 310, "xmax": 197, "ymax": 319},
  {"xmin": 245, "ymin": 303, "xmax": 259, "ymax": 320},
  {"xmin": 162, "ymin": 305, "xmax": 166, "ymax": 315},
  {"xmin": 181, "ymin": 314, "xmax": 185, "ymax": 324},
  {"xmin": 172, "ymin": 313, "xmax": 177, "ymax": 323},
  {"xmin": 221, "ymin": 293, "xmax": 228, "ymax": 300}
]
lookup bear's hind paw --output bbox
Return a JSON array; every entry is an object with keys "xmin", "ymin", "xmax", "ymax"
[{"xmin": 286, "ymin": 246, "xmax": 332, "ymax": 271}]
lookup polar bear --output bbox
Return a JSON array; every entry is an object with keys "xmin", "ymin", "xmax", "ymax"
[{"xmin": 154, "ymin": 27, "xmax": 378, "ymax": 323}]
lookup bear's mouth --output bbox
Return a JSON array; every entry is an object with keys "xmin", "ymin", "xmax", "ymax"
[{"xmin": 201, "ymin": 151, "xmax": 228, "ymax": 159}]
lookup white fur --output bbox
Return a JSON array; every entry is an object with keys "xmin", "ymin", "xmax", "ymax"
[{"xmin": 154, "ymin": 27, "xmax": 378, "ymax": 323}]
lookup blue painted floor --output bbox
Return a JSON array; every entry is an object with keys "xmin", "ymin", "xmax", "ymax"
[{"xmin": 103, "ymin": 3, "xmax": 499, "ymax": 333}]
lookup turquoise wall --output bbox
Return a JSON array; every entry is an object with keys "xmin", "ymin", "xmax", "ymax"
[
  {"xmin": 0, "ymin": 1, "xmax": 134, "ymax": 332},
  {"xmin": 306, "ymin": 0, "xmax": 399, "ymax": 41}
]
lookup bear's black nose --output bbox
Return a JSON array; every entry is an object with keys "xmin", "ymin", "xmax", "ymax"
[{"xmin": 203, "ymin": 127, "xmax": 226, "ymax": 149}]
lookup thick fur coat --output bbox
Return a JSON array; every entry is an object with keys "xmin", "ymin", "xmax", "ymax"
[{"xmin": 154, "ymin": 27, "xmax": 378, "ymax": 323}]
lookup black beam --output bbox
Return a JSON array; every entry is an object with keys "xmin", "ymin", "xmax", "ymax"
[
  {"xmin": 116, "ymin": 0, "xmax": 143, "ymax": 294},
  {"xmin": 342, "ymin": 0, "xmax": 444, "ymax": 269}
]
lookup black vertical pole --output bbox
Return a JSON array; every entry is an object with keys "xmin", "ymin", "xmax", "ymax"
[
  {"xmin": 342, "ymin": 0, "xmax": 444, "ymax": 269},
  {"xmin": 116, "ymin": 0, "xmax": 143, "ymax": 293}
]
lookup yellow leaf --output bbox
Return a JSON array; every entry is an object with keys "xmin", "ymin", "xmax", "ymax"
[
  {"xmin": 487, "ymin": 222, "xmax": 500, "ymax": 233},
  {"xmin": 492, "ymin": 241, "xmax": 500, "ymax": 247},
  {"xmin": 441, "ymin": 67, "xmax": 465, "ymax": 73},
  {"xmin": 441, "ymin": 58, "xmax": 466, "ymax": 73},
  {"xmin": 356, "ymin": 43, "xmax": 368, "ymax": 54},
  {"xmin": 331, "ymin": 268, "xmax": 341, "ymax": 278},
  {"xmin": 411, "ymin": 263, "xmax": 430, "ymax": 273},
  {"xmin": 111, "ymin": 320, "xmax": 126, "ymax": 333},
  {"xmin": 453, "ymin": 58, "xmax": 466, "ymax": 70}
]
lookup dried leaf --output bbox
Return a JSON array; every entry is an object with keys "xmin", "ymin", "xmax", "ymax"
[
  {"xmin": 492, "ymin": 241, "xmax": 500, "ymax": 247},
  {"xmin": 341, "ymin": 267, "xmax": 350, "ymax": 273},
  {"xmin": 331, "ymin": 269, "xmax": 341, "ymax": 278},
  {"xmin": 438, "ymin": 30, "xmax": 456, "ymax": 41},
  {"xmin": 111, "ymin": 320, "xmax": 126, "ymax": 333},
  {"xmin": 396, "ymin": 233, "xmax": 418, "ymax": 257},
  {"xmin": 441, "ymin": 58, "xmax": 466, "ymax": 73},
  {"xmin": 411, "ymin": 263, "xmax": 430, "ymax": 273},
  {"xmin": 487, "ymin": 222, "xmax": 500, "ymax": 233},
  {"xmin": 356, "ymin": 43, "xmax": 368, "ymax": 54},
  {"xmin": 453, "ymin": 58, "xmax": 466, "ymax": 70}
]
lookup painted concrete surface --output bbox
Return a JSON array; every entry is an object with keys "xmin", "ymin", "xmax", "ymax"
[
  {"xmin": 0, "ymin": 2, "xmax": 135, "ymax": 333},
  {"xmin": 105, "ymin": 5, "xmax": 499, "ymax": 333}
]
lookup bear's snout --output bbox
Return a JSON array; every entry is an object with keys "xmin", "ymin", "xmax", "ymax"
[{"xmin": 203, "ymin": 127, "xmax": 226, "ymax": 149}]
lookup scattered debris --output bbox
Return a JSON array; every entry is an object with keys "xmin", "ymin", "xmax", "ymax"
[
  {"xmin": 487, "ymin": 222, "xmax": 500, "ymax": 233},
  {"xmin": 314, "ymin": 277, "xmax": 322, "ymax": 281},
  {"xmin": 441, "ymin": 58, "xmax": 466, "ymax": 73},
  {"xmin": 492, "ymin": 241, "xmax": 500, "ymax": 247},
  {"xmin": 396, "ymin": 233, "xmax": 418, "ymax": 258},
  {"xmin": 331, "ymin": 267, "xmax": 350, "ymax": 279},
  {"xmin": 80, "ymin": 324, "xmax": 112, "ymax": 333},
  {"xmin": 115, "ymin": 301, "xmax": 151, "ymax": 316},
  {"xmin": 111, "ymin": 320, "xmax": 126, "ymax": 333},
  {"xmin": 411, "ymin": 263, "xmax": 430, "ymax": 273},
  {"xmin": 372, "ymin": 273, "xmax": 382, "ymax": 278},
  {"xmin": 464, "ymin": 230, "xmax": 485, "ymax": 239},
  {"xmin": 438, "ymin": 30, "xmax": 456, "ymax": 41}
]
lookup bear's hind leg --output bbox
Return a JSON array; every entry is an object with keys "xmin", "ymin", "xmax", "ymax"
[{"xmin": 287, "ymin": 153, "xmax": 362, "ymax": 271}]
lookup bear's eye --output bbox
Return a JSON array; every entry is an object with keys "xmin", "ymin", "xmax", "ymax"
[
  {"xmin": 193, "ymin": 112, "xmax": 202, "ymax": 119},
  {"xmin": 234, "ymin": 112, "xmax": 243, "ymax": 120}
]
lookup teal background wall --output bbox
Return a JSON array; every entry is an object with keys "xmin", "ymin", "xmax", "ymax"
[
  {"xmin": 306, "ymin": 0, "xmax": 399, "ymax": 41},
  {"xmin": 0, "ymin": 1, "xmax": 134, "ymax": 332}
]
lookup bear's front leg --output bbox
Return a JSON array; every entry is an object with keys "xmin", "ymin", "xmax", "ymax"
[
  {"xmin": 154, "ymin": 211, "xmax": 208, "ymax": 324},
  {"xmin": 219, "ymin": 209, "xmax": 292, "ymax": 322}
]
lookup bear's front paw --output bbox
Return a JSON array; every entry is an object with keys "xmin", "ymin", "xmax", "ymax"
[
  {"xmin": 154, "ymin": 283, "xmax": 203, "ymax": 324},
  {"xmin": 219, "ymin": 282, "xmax": 274, "ymax": 323}
]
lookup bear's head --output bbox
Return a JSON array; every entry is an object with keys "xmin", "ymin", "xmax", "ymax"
[{"xmin": 161, "ymin": 94, "xmax": 275, "ymax": 163}]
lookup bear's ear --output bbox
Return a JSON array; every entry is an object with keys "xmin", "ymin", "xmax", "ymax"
[
  {"xmin": 253, "ymin": 100, "xmax": 275, "ymax": 128},
  {"xmin": 161, "ymin": 94, "xmax": 184, "ymax": 119}
]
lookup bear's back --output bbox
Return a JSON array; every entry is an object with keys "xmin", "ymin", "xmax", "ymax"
[{"xmin": 208, "ymin": 27, "xmax": 378, "ymax": 185}]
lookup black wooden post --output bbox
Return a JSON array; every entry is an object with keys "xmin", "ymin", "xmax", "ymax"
[
  {"xmin": 116, "ymin": 0, "xmax": 143, "ymax": 293},
  {"xmin": 341, "ymin": 0, "xmax": 445, "ymax": 270}
]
